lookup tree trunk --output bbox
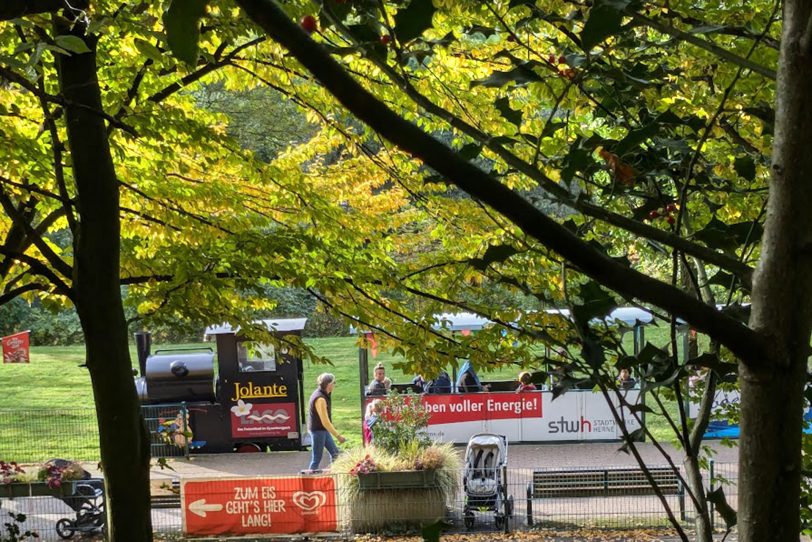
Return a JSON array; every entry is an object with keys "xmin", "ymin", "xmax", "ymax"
[
  {"xmin": 56, "ymin": 29, "xmax": 153, "ymax": 542},
  {"xmin": 744, "ymin": 1, "xmax": 812, "ymax": 540},
  {"xmin": 684, "ymin": 459, "xmax": 712, "ymax": 541},
  {"xmin": 681, "ymin": 261, "xmax": 712, "ymax": 542}
]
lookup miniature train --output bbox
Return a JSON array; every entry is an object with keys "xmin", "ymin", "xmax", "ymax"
[{"xmin": 134, "ymin": 319, "xmax": 308, "ymax": 453}]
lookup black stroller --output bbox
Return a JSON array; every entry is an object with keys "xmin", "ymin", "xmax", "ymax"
[
  {"xmin": 46, "ymin": 460, "xmax": 105, "ymax": 539},
  {"xmin": 462, "ymin": 433, "xmax": 513, "ymax": 528}
]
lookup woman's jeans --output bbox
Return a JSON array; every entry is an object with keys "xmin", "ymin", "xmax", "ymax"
[{"xmin": 309, "ymin": 430, "xmax": 340, "ymax": 471}]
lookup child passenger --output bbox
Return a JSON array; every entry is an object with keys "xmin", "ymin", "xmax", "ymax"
[
  {"xmin": 363, "ymin": 399, "xmax": 384, "ymax": 446},
  {"xmin": 516, "ymin": 371, "xmax": 536, "ymax": 392}
]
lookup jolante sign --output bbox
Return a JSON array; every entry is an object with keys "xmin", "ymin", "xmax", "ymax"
[
  {"xmin": 230, "ymin": 381, "xmax": 288, "ymax": 401},
  {"xmin": 182, "ymin": 476, "xmax": 337, "ymax": 535}
]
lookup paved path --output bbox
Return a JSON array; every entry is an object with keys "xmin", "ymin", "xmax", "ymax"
[{"xmin": 151, "ymin": 440, "xmax": 738, "ymax": 481}]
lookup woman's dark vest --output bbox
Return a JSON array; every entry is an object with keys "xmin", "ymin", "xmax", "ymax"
[{"xmin": 308, "ymin": 388, "xmax": 331, "ymax": 431}]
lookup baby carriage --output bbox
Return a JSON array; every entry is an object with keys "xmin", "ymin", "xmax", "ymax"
[
  {"xmin": 462, "ymin": 433, "xmax": 513, "ymax": 529},
  {"xmin": 45, "ymin": 460, "xmax": 105, "ymax": 539}
]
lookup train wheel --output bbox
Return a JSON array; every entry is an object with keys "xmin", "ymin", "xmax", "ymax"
[
  {"xmin": 235, "ymin": 442, "xmax": 263, "ymax": 453},
  {"xmin": 56, "ymin": 519, "xmax": 75, "ymax": 539}
]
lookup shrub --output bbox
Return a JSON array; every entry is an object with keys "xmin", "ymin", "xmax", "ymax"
[
  {"xmin": 1, "ymin": 512, "xmax": 38, "ymax": 542},
  {"xmin": 331, "ymin": 392, "xmax": 460, "ymax": 534},
  {"xmin": 371, "ymin": 393, "xmax": 432, "ymax": 456}
]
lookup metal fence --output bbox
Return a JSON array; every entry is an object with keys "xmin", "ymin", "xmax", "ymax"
[
  {"xmin": 141, "ymin": 403, "xmax": 190, "ymax": 460},
  {"xmin": 0, "ymin": 409, "xmax": 99, "ymax": 463},
  {"xmin": 0, "ymin": 406, "xmax": 188, "ymax": 463},
  {"xmin": 0, "ymin": 463, "xmax": 738, "ymax": 541}
]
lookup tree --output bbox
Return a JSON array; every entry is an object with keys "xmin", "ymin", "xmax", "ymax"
[
  {"xmin": 0, "ymin": 2, "xmax": 340, "ymax": 540},
  {"xmin": 209, "ymin": 1, "xmax": 801, "ymax": 541},
  {"xmin": 0, "ymin": 1, "xmax": 806, "ymax": 542}
]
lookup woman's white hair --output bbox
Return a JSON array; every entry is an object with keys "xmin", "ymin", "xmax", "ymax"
[{"xmin": 317, "ymin": 372, "xmax": 335, "ymax": 390}]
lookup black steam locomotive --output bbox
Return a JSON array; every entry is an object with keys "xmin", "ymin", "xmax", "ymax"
[{"xmin": 134, "ymin": 319, "xmax": 308, "ymax": 453}]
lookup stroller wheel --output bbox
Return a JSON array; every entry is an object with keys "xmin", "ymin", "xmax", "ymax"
[
  {"xmin": 464, "ymin": 510, "xmax": 475, "ymax": 529},
  {"xmin": 495, "ymin": 514, "xmax": 505, "ymax": 529},
  {"xmin": 56, "ymin": 518, "xmax": 75, "ymax": 539}
]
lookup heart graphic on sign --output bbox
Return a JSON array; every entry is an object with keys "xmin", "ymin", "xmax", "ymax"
[{"xmin": 292, "ymin": 490, "xmax": 326, "ymax": 512}]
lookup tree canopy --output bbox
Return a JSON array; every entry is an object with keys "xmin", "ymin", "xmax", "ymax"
[{"xmin": 1, "ymin": 0, "xmax": 809, "ymax": 541}]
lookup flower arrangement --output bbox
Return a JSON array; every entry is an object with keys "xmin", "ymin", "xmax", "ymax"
[
  {"xmin": 332, "ymin": 393, "xmax": 460, "ymax": 532},
  {"xmin": 349, "ymin": 455, "xmax": 377, "ymax": 476},
  {"xmin": 0, "ymin": 459, "xmax": 87, "ymax": 488},
  {"xmin": 0, "ymin": 461, "xmax": 25, "ymax": 485}
]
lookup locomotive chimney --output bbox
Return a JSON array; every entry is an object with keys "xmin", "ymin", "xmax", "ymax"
[{"xmin": 134, "ymin": 331, "xmax": 151, "ymax": 377}]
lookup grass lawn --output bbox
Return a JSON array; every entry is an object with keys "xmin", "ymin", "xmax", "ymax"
[{"xmin": 0, "ymin": 326, "xmax": 709, "ymax": 461}]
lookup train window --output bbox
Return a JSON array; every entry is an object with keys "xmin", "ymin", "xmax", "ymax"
[{"xmin": 237, "ymin": 342, "xmax": 276, "ymax": 372}]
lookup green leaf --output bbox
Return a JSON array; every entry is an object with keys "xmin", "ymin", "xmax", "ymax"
[
  {"xmin": 457, "ymin": 143, "xmax": 482, "ymax": 161},
  {"xmin": 471, "ymin": 63, "xmax": 542, "ymax": 88},
  {"xmin": 686, "ymin": 352, "xmax": 737, "ymax": 377},
  {"xmin": 580, "ymin": 0, "xmax": 631, "ymax": 52},
  {"xmin": 421, "ymin": 520, "xmax": 442, "ymax": 542},
  {"xmin": 689, "ymin": 24, "xmax": 727, "ymax": 34},
  {"xmin": 614, "ymin": 122, "xmax": 659, "ymax": 155},
  {"xmin": 572, "ymin": 281, "xmax": 617, "ymax": 329},
  {"xmin": 734, "ymin": 156, "xmax": 756, "ymax": 181},
  {"xmin": 695, "ymin": 218, "xmax": 741, "ymax": 252},
  {"xmin": 394, "ymin": 0, "xmax": 436, "ymax": 43},
  {"xmin": 627, "ymin": 403, "xmax": 655, "ymax": 414},
  {"xmin": 134, "ymin": 39, "xmax": 163, "ymax": 62},
  {"xmin": 617, "ymin": 427, "xmax": 644, "ymax": 454},
  {"xmin": 494, "ymin": 97, "xmax": 522, "ymax": 127},
  {"xmin": 707, "ymin": 487, "xmax": 737, "ymax": 529},
  {"xmin": 54, "ymin": 35, "xmax": 91, "ymax": 55},
  {"xmin": 470, "ymin": 244, "xmax": 519, "ymax": 270},
  {"xmin": 163, "ymin": 0, "xmax": 209, "ymax": 66}
]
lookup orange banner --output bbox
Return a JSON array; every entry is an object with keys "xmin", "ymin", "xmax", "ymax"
[{"xmin": 182, "ymin": 476, "xmax": 337, "ymax": 536}]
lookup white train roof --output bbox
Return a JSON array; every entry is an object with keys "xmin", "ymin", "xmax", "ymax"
[{"xmin": 205, "ymin": 318, "xmax": 307, "ymax": 336}]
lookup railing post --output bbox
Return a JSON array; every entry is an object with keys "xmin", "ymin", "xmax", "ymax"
[
  {"xmin": 181, "ymin": 402, "xmax": 190, "ymax": 460},
  {"xmin": 526, "ymin": 481, "xmax": 533, "ymax": 526},
  {"xmin": 502, "ymin": 465, "xmax": 510, "ymax": 533},
  {"xmin": 708, "ymin": 459, "xmax": 715, "ymax": 528}
]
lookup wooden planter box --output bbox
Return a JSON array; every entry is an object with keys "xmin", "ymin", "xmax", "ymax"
[
  {"xmin": 0, "ymin": 481, "xmax": 71, "ymax": 499},
  {"xmin": 357, "ymin": 469, "xmax": 438, "ymax": 490}
]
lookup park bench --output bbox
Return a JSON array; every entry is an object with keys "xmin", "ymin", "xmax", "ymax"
[{"xmin": 525, "ymin": 466, "xmax": 685, "ymax": 525}]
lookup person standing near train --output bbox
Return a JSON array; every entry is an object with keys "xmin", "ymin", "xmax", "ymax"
[{"xmin": 307, "ymin": 373, "xmax": 345, "ymax": 472}]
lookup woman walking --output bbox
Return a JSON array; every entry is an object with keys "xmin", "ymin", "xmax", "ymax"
[{"xmin": 307, "ymin": 373, "xmax": 345, "ymax": 472}]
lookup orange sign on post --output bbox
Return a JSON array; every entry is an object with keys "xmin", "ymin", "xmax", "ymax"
[
  {"xmin": 182, "ymin": 476, "xmax": 337, "ymax": 536},
  {"xmin": 2, "ymin": 331, "xmax": 30, "ymax": 363}
]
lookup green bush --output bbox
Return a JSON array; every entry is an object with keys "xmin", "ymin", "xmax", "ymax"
[{"xmin": 371, "ymin": 393, "xmax": 432, "ymax": 456}]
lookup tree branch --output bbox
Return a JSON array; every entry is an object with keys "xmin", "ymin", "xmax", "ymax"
[
  {"xmin": 0, "ymin": 186, "xmax": 73, "ymax": 279},
  {"xmin": 0, "ymin": 247, "xmax": 72, "ymax": 298},
  {"xmin": 629, "ymin": 12, "xmax": 776, "ymax": 80},
  {"xmin": 147, "ymin": 37, "xmax": 265, "ymax": 104},
  {"xmin": 0, "ymin": 282, "xmax": 46, "ymax": 305},
  {"xmin": 235, "ymin": 0, "xmax": 769, "ymax": 365},
  {"xmin": 0, "ymin": 0, "xmax": 86, "ymax": 21},
  {"xmin": 0, "ymin": 65, "xmax": 138, "ymax": 136},
  {"xmin": 318, "ymin": 10, "xmax": 754, "ymax": 287}
]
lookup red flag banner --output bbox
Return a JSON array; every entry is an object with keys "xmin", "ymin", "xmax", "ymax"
[
  {"xmin": 2, "ymin": 331, "xmax": 30, "ymax": 363},
  {"xmin": 364, "ymin": 332, "xmax": 378, "ymax": 358}
]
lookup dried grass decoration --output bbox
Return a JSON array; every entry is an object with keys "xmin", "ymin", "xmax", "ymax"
[{"xmin": 331, "ymin": 394, "xmax": 459, "ymax": 532}]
